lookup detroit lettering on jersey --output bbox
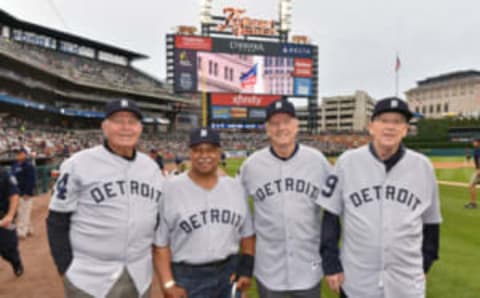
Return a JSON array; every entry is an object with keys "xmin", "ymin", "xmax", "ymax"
[
  {"xmin": 253, "ymin": 177, "xmax": 320, "ymax": 202},
  {"xmin": 349, "ymin": 184, "xmax": 421, "ymax": 211},
  {"xmin": 179, "ymin": 208, "xmax": 243, "ymax": 234},
  {"xmin": 89, "ymin": 180, "xmax": 162, "ymax": 204}
]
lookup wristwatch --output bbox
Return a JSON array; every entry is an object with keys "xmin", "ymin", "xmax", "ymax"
[{"xmin": 164, "ymin": 280, "xmax": 176, "ymax": 289}]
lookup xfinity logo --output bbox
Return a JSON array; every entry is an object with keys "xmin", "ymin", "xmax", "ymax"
[
  {"xmin": 233, "ymin": 95, "xmax": 262, "ymax": 106},
  {"xmin": 229, "ymin": 41, "xmax": 265, "ymax": 53}
]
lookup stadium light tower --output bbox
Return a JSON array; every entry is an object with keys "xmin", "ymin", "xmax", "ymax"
[
  {"xmin": 200, "ymin": 0, "xmax": 213, "ymax": 34},
  {"xmin": 279, "ymin": 0, "xmax": 292, "ymax": 41}
]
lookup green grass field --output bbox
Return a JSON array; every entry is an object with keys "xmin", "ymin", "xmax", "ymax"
[
  {"xmin": 429, "ymin": 156, "xmax": 468, "ymax": 162},
  {"xmin": 223, "ymin": 157, "xmax": 480, "ymax": 297}
]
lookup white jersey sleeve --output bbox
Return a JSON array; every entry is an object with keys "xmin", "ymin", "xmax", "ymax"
[
  {"xmin": 49, "ymin": 157, "xmax": 81, "ymax": 213},
  {"xmin": 421, "ymin": 161, "xmax": 442, "ymax": 224},
  {"xmin": 154, "ymin": 181, "xmax": 170, "ymax": 247},
  {"xmin": 316, "ymin": 153, "xmax": 347, "ymax": 215},
  {"xmin": 238, "ymin": 182, "xmax": 254, "ymax": 238}
]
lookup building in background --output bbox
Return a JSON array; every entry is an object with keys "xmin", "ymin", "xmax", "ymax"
[
  {"xmin": 405, "ymin": 70, "xmax": 480, "ymax": 119},
  {"xmin": 297, "ymin": 90, "xmax": 375, "ymax": 133}
]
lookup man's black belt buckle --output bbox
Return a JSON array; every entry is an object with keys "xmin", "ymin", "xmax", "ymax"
[{"xmin": 179, "ymin": 255, "xmax": 233, "ymax": 269}]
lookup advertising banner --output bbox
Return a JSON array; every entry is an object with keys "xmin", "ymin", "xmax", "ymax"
[
  {"xmin": 175, "ymin": 35, "xmax": 212, "ymax": 51},
  {"xmin": 211, "ymin": 93, "xmax": 282, "ymax": 107},
  {"xmin": 211, "ymin": 106, "xmax": 231, "ymax": 119},
  {"xmin": 293, "ymin": 78, "xmax": 313, "ymax": 96},
  {"xmin": 293, "ymin": 58, "xmax": 313, "ymax": 78},
  {"xmin": 174, "ymin": 50, "xmax": 197, "ymax": 92}
]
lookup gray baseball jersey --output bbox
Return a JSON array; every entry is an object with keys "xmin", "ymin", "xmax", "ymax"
[
  {"xmin": 155, "ymin": 173, "xmax": 254, "ymax": 263},
  {"xmin": 316, "ymin": 145, "xmax": 442, "ymax": 298},
  {"xmin": 49, "ymin": 145, "xmax": 164, "ymax": 297},
  {"xmin": 238, "ymin": 144, "xmax": 332, "ymax": 291}
]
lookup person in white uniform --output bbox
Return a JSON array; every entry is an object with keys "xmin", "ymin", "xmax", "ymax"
[
  {"xmin": 239, "ymin": 99, "xmax": 332, "ymax": 298},
  {"xmin": 317, "ymin": 97, "xmax": 442, "ymax": 298},
  {"xmin": 154, "ymin": 127, "xmax": 255, "ymax": 298},
  {"xmin": 46, "ymin": 99, "xmax": 164, "ymax": 298}
]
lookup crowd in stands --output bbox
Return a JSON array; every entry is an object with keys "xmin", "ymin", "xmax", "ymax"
[
  {"xmin": 0, "ymin": 115, "xmax": 369, "ymax": 165},
  {"xmin": 0, "ymin": 36, "xmax": 168, "ymax": 96}
]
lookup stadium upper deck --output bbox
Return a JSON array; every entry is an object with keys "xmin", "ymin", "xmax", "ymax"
[{"xmin": 0, "ymin": 9, "xmax": 197, "ymax": 128}]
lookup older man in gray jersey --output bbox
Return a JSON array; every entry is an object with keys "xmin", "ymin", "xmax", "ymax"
[
  {"xmin": 46, "ymin": 99, "xmax": 164, "ymax": 298},
  {"xmin": 239, "ymin": 99, "xmax": 332, "ymax": 298},
  {"xmin": 317, "ymin": 97, "xmax": 442, "ymax": 298}
]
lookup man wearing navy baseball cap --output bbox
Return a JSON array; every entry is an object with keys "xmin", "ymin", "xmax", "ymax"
[
  {"xmin": 318, "ymin": 96, "xmax": 441, "ymax": 298},
  {"xmin": 154, "ymin": 127, "xmax": 255, "ymax": 298},
  {"xmin": 47, "ymin": 96, "xmax": 164, "ymax": 298},
  {"xmin": 238, "ymin": 98, "xmax": 333, "ymax": 298}
]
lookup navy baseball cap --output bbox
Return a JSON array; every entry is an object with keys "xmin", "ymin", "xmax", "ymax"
[
  {"xmin": 371, "ymin": 97, "xmax": 413, "ymax": 121},
  {"xmin": 104, "ymin": 99, "xmax": 143, "ymax": 120},
  {"xmin": 189, "ymin": 127, "xmax": 221, "ymax": 147},
  {"xmin": 265, "ymin": 100, "xmax": 296, "ymax": 121}
]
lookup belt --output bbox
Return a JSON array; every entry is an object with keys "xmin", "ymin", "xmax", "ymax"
[{"xmin": 174, "ymin": 255, "xmax": 234, "ymax": 269}]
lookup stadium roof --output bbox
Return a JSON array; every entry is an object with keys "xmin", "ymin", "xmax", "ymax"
[
  {"xmin": 0, "ymin": 9, "xmax": 148, "ymax": 60},
  {"xmin": 417, "ymin": 70, "xmax": 480, "ymax": 86}
]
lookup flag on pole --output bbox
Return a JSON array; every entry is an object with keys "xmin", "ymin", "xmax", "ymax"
[
  {"xmin": 395, "ymin": 55, "xmax": 401, "ymax": 72},
  {"xmin": 240, "ymin": 64, "xmax": 257, "ymax": 88}
]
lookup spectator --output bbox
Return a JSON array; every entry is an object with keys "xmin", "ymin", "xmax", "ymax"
[{"xmin": 12, "ymin": 146, "xmax": 36, "ymax": 239}]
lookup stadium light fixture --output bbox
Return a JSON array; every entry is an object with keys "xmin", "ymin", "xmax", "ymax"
[
  {"xmin": 279, "ymin": 0, "xmax": 293, "ymax": 32},
  {"xmin": 200, "ymin": 0, "xmax": 213, "ymax": 24}
]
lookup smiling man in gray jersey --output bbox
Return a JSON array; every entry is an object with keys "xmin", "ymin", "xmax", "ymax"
[
  {"xmin": 46, "ymin": 99, "xmax": 164, "ymax": 298},
  {"xmin": 317, "ymin": 97, "xmax": 442, "ymax": 298},
  {"xmin": 239, "ymin": 99, "xmax": 332, "ymax": 298},
  {"xmin": 154, "ymin": 127, "xmax": 255, "ymax": 298}
]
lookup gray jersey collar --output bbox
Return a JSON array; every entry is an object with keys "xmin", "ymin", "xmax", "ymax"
[
  {"xmin": 269, "ymin": 143, "xmax": 300, "ymax": 161},
  {"xmin": 368, "ymin": 143, "xmax": 405, "ymax": 172},
  {"xmin": 103, "ymin": 140, "xmax": 137, "ymax": 161}
]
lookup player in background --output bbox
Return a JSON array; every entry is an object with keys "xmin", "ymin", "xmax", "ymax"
[
  {"xmin": 318, "ymin": 97, "xmax": 442, "ymax": 298},
  {"xmin": 0, "ymin": 167, "xmax": 23, "ymax": 277},
  {"xmin": 11, "ymin": 146, "xmax": 36, "ymax": 238},
  {"xmin": 466, "ymin": 137, "xmax": 480, "ymax": 209},
  {"xmin": 238, "ymin": 99, "xmax": 332, "ymax": 298},
  {"xmin": 46, "ymin": 99, "xmax": 164, "ymax": 298},
  {"xmin": 149, "ymin": 147, "xmax": 167, "ymax": 176},
  {"xmin": 154, "ymin": 127, "xmax": 255, "ymax": 298}
]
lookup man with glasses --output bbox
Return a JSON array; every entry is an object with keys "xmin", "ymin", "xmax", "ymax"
[
  {"xmin": 238, "ymin": 99, "xmax": 332, "ymax": 298},
  {"xmin": 317, "ymin": 97, "xmax": 442, "ymax": 298},
  {"xmin": 46, "ymin": 99, "xmax": 164, "ymax": 298}
]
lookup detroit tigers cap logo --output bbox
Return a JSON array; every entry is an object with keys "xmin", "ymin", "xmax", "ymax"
[
  {"xmin": 391, "ymin": 99, "xmax": 398, "ymax": 108},
  {"xmin": 275, "ymin": 101, "xmax": 282, "ymax": 110},
  {"xmin": 121, "ymin": 99, "xmax": 128, "ymax": 108},
  {"xmin": 200, "ymin": 128, "xmax": 208, "ymax": 138}
]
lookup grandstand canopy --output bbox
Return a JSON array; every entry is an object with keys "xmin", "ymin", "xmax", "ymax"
[
  {"xmin": 417, "ymin": 70, "xmax": 480, "ymax": 86},
  {"xmin": 0, "ymin": 9, "xmax": 148, "ymax": 61}
]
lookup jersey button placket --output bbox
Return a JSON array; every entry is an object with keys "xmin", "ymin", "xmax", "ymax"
[
  {"xmin": 379, "ymin": 166, "xmax": 388, "ymax": 289},
  {"xmin": 281, "ymin": 162, "xmax": 294, "ymax": 287},
  {"xmin": 125, "ymin": 162, "xmax": 133, "ymax": 263},
  {"xmin": 205, "ymin": 190, "xmax": 214, "ymax": 257}
]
